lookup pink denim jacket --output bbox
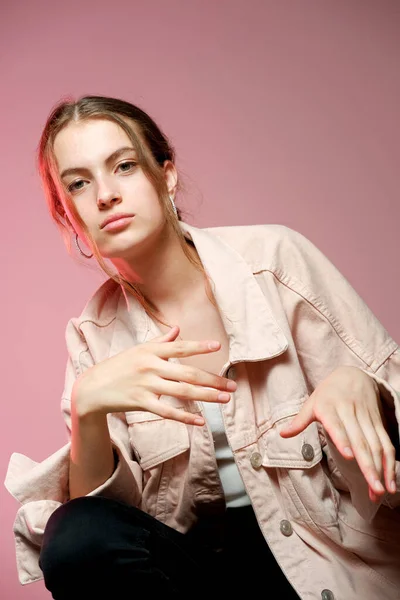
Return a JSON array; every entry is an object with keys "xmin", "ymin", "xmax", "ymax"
[{"xmin": 5, "ymin": 222, "xmax": 400, "ymax": 599}]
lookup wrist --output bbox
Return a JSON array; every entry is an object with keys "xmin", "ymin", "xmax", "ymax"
[{"xmin": 71, "ymin": 378, "xmax": 101, "ymax": 419}]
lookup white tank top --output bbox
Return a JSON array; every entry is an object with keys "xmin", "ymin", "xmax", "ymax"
[{"xmin": 202, "ymin": 399, "xmax": 251, "ymax": 508}]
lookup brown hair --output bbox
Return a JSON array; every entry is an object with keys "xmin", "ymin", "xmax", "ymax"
[{"xmin": 38, "ymin": 95, "xmax": 213, "ymax": 324}]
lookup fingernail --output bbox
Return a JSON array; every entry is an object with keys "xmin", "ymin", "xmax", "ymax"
[
  {"xmin": 374, "ymin": 480, "xmax": 385, "ymax": 493},
  {"xmin": 343, "ymin": 447, "xmax": 354, "ymax": 458},
  {"xmin": 217, "ymin": 393, "xmax": 230, "ymax": 402},
  {"xmin": 390, "ymin": 481, "xmax": 397, "ymax": 493},
  {"xmin": 193, "ymin": 417, "xmax": 205, "ymax": 425},
  {"xmin": 226, "ymin": 381, "xmax": 237, "ymax": 391},
  {"xmin": 208, "ymin": 341, "xmax": 220, "ymax": 350}
]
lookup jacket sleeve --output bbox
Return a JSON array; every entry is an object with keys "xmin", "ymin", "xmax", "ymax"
[
  {"xmin": 4, "ymin": 318, "xmax": 142, "ymax": 585},
  {"xmin": 270, "ymin": 226, "xmax": 400, "ymax": 521}
]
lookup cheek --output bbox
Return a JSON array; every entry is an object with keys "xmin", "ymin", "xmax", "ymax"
[{"xmin": 127, "ymin": 181, "xmax": 163, "ymax": 216}]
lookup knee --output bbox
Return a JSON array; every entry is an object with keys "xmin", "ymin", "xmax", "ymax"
[{"xmin": 39, "ymin": 496, "xmax": 135, "ymax": 579}]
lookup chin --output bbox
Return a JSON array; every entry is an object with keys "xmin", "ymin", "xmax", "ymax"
[{"xmin": 100, "ymin": 235, "xmax": 148, "ymax": 260}]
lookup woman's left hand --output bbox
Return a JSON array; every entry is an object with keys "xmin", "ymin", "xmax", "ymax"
[{"xmin": 280, "ymin": 366, "xmax": 397, "ymax": 502}]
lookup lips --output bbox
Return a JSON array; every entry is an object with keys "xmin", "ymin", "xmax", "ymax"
[{"xmin": 100, "ymin": 213, "xmax": 135, "ymax": 229}]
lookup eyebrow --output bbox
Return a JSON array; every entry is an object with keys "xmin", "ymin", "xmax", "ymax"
[{"xmin": 60, "ymin": 146, "xmax": 136, "ymax": 179}]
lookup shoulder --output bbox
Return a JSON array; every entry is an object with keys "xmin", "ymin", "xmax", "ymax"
[
  {"xmin": 65, "ymin": 278, "xmax": 122, "ymax": 343},
  {"xmin": 203, "ymin": 223, "xmax": 320, "ymax": 273}
]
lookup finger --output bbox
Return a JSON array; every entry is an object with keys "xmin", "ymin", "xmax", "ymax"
[
  {"xmin": 369, "ymin": 487, "xmax": 379, "ymax": 503},
  {"xmin": 342, "ymin": 414, "xmax": 385, "ymax": 495},
  {"xmin": 280, "ymin": 398, "xmax": 315, "ymax": 438},
  {"xmin": 376, "ymin": 426, "xmax": 397, "ymax": 493},
  {"xmin": 152, "ymin": 339, "xmax": 222, "ymax": 361},
  {"xmin": 316, "ymin": 409, "xmax": 354, "ymax": 460},
  {"xmin": 155, "ymin": 358, "xmax": 237, "ymax": 393},
  {"xmin": 146, "ymin": 376, "xmax": 232, "ymax": 405},
  {"xmin": 365, "ymin": 390, "xmax": 396, "ymax": 494},
  {"xmin": 143, "ymin": 395, "xmax": 205, "ymax": 426},
  {"xmin": 355, "ymin": 412, "xmax": 385, "ymax": 491},
  {"xmin": 148, "ymin": 325, "xmax": 180, "ymax": 343}
]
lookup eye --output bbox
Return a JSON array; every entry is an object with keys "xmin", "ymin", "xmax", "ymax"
[
  {"xmin": 116, "ymin": 161, "xmax": 137, "ymax": 173},
  {"xmin": 67, "ymin": 180, "xmax": 86, "ymax": 193}
]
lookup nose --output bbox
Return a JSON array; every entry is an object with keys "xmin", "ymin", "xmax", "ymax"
[{"xmin": 97, "ymin": 179, "xmax": 122, "ymax": 208}]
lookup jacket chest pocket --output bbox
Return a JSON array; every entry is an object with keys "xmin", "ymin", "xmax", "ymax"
[
  {"xmin": 125, "ymin": 410, "xmax": 190, "ymax": 471},
  {"xmin": 260, "ymin": 410, "xmax": 339, "ymax": 528}
]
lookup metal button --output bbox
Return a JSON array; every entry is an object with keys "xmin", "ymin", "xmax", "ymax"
[
  {"xmin": 279, "ymin": 519, "xmax": 293, "ymax": 537},
  {"xmin": 228, "ymin": 366, "xmax": 237, "ymax": 380},
  {"xmin": 250, "ymin": 451, "xmax": 263, "ymax": 469},
  {"xmin": 301, "ymin": 443, "xmax": 314, "ymax": 461},
  {"xmin": 321, "ymin": 590, "xmax": 334, "ymax": 600}
]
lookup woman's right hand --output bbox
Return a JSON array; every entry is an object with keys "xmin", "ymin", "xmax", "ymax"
[{"xmin": 71, "ymin": 326, "xmax": 236, "ymax": 426}]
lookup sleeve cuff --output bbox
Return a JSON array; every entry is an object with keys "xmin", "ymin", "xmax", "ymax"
[
  {"xmin": 361, "ymin": 369, "xmax": 400, "ymax": 457},
  {"xmin": 5, "ymin": 441, "xmax": 142, "ymax": 585}
]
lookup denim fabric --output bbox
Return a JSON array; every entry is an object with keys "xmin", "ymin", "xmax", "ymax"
[{"xmin": 39, "ymin": 496, "xmax": 298, "ymax": 599}]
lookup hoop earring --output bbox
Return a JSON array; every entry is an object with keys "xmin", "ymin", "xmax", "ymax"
[
  {"xmin": 75, "ymin": 234, "xmax": 93, "ymax": 258},
  {"xmin": 169, "ymin": 195, "xmax": 178, "ymax": 218}
]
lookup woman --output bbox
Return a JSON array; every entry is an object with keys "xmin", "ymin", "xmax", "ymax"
[{"xmin": 5, "ymin": 96, "xmax": 400, "ymax": 599}]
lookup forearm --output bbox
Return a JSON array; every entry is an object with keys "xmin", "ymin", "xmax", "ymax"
[{"xmin": 69, "ymin": 401, "xmax": 115, "ymax": 500}]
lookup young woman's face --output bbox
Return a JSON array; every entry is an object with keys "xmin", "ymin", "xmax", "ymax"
[{"xmin": 53, "ymin": 118, "xmax": 176, "ymax": 259}]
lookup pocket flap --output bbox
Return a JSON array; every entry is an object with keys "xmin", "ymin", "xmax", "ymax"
[
  {"xmin": 261, "ymin": 416, "xmax": 322, "ymax": 469},
  {"xmin": 125, "ymin": 408, "xmax": 190, "ymax": 470}
]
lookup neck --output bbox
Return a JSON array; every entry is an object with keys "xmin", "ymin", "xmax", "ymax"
[{"xmin": 111, "ymin": 223, "xmax": 206, "ymax": 315}]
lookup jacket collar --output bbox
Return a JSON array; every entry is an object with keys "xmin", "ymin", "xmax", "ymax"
[{"xmin": 110, "ymin": 221, "xmax": 288, "ymax": 366}]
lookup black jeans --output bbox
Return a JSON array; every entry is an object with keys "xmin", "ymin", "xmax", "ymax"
[{"xmin": 39, "ymin": 496, "xmax": 299, "ymax": 599}]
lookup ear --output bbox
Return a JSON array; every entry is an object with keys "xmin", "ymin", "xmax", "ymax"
[
  {"xmin": 63, "ymin": 213, "xmax": 76, "ymax": 235},
  {"xmin": 55, "ymin": 199, "xmax": 66, "ymax": 218},
  {"xmin": 55, "ymin": 199, "xmax": 74, "ymax": 229},
  {"xmin": 163, "ymin": 160, "xmax": 178, "ymax": 196}
]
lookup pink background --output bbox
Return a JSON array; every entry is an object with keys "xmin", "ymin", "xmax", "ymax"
[{"xmin": 1, "ymin": 1, "xmax": 400, "ymax": 597}]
